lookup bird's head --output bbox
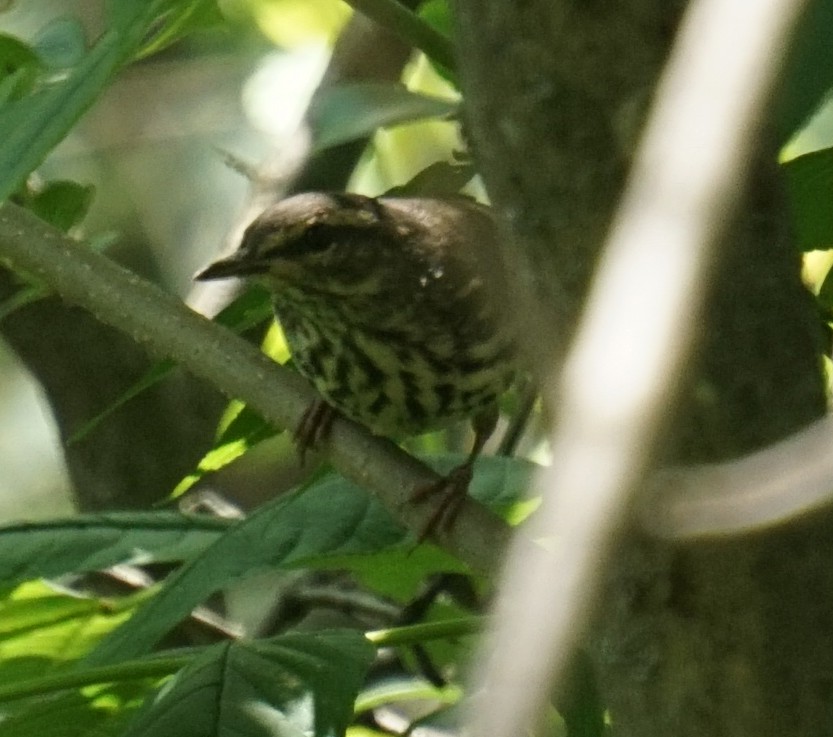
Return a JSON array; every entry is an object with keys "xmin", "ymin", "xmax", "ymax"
[{"xmin": 195, "ymin": 192, "xmax": 403, "ymax": 295}]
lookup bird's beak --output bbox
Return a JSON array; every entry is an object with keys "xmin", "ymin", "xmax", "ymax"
[{"xmin": 194, "ymin": 252, "xmax": 268, "ymax": 281}]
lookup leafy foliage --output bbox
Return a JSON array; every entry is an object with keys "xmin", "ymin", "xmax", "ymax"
[{"xmin": 4, "ymin": 0, "xmax": 833, "ymax": 736}]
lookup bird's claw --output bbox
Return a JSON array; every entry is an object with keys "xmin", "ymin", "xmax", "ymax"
[{"xmin": 294, "ymin": 399, "xmax": 337, "ymax": 466}]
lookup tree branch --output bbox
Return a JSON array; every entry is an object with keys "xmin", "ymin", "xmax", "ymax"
[
  {"xmin": 0, "ymin": 201, "xmax": 510, "ymax": 573},
  {"xmin": 464, "ymin": 0, "xmax": 814, "ymax": 735},
  {"xmin": 341, "ymin": 0, "xmax": 455, "ymax": 72},
  {"xmin": 641, "ymin": 413, "xmax": 833, "ymax": 539}
]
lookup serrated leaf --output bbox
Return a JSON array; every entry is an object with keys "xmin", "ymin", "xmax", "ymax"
[
  {"xmin": 85, "ymin": 455, "xmax": 533, "ymax": 666},
  {"xmin": 122, "ymin": 631, "xmax": 374, "ymax": 737},
  {"xmin": 85, "ymin": 476, "xmax": 407, "ymax": 666},
  {"xmin": 783, "ymin": 146, "xmax": 833, "ymax": 251},
  {"xmin": 0, "ymin": 512, "xmax": 231, "ymax": 586},
  {"xmin": 308, "ymin": 83, "xmax": 458, "ymax": 153}
]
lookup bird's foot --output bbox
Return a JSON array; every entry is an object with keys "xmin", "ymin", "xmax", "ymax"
[
  {"xmin": 293, "ymin": 399, "xmax": 337, "ymax": 466},
  {"xmin": 410, "ymin": 462, "xmax": 475, "ymax": 541}
]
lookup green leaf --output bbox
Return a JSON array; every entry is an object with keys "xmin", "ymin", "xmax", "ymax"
[
  {"xmin": 384, "ymin": 160, "xmax": 476, "ymax": 198},
  {"xmin": 0, "ymin": 513, "xmax": 231, "ymax": 586},
  {"xmin": 557, "ymin": 650, "xmax": 606, "ymax": 737},
  {"xmin": 308, "ymin": 82, "xmax": 458, "ymax": 152},
  {"xmin": 0, "ymin": 3, "xmax": 154, "ymax": 202},
  {"xmin": 0, "ymin": 0, "xmax": 221, "ymax": 203},
  {"xmin": 304, "ymin": 455, "xmax": 535, "ymax": 600},
  {"xmin": 355, "ymin": 676, "xmax": 460, "ymax": 714},
  {"xmin": 171, "ymin": 403, "xmax": 279, "ymax": 497},
  {"xmin": 0, "ymin": 34, "xmax": 41, "ymax": 100},
  {"xmin": 417, "ymin": 0, "xmax": 456, "ymax": 83},
  {"xmin": 427, "ymin": 454, "xmax": 535, "ymax": 512},
  {"xmin": 84, "ymin": 455, "xmax": 533, "ymax": 666},
  {"xmin": 819, "ymin": 266, "xmax": 833, "ymax": 311},
  {"xmin": 28, "ymin": 179, "xmax": 94, "ymax": 231},
  {"xmin": 0, "ymin": 581, "xmax": 146, "ymax": 677},
  {"xmin": 783, "ymin": 146, "xmax": 833, "ymax": 251},
  {"xmin": 418, "ymin": 0, "xmax": 453, "ymax": 36},
  {"xmin": 84, "ymin": 476, "xmax": 407, "ymax": 666},
  {"xmin": 31, "ymin": 17, "xmax": 87, "ymax": 69},
  {"xmin": 121, "ymin": 631, "xmax": 374, "ymax": 737},
  {"xmin": 0, "ymin": 682, "xmax": 151, "ymax": 737},
  {"xmin": 134, "ymin": 0, "xmax": 224, "ymax": 61},
  {"xmin": 777, "ymin": 0, "xmax": 833, "ymax": 142}
]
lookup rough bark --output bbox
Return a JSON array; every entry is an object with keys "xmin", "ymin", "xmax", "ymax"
[{"xmin": 453, "ymin": 1, "xmax": 828, "ymax": 734}]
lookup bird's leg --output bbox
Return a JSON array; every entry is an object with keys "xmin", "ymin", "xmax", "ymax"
[
  {"xmin": 293, "ymin": 398, "xmax": 337, "ymax": 466},
  {"xmin": 411, "ymin": 405, "xmax": 499, "ymax": 540}
]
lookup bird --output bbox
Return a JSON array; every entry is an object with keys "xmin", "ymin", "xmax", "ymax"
[{"xmin": 196, "ymin": 191, "xmax": 516, "ymax": 534}]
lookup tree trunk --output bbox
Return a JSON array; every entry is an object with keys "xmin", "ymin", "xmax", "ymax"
[{"xmin": 453, "ymin": 1, "xmax": 829, "ymax": 733}]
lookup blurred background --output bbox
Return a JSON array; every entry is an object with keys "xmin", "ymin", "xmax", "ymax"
[{"xmin": 0, "ymin": 0, "xmax": 463, "ymax": 521}]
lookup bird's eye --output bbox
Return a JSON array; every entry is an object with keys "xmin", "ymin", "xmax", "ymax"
[{"xmin": 278, "ymin": 223, "xmax": 337, "ymax": 259}]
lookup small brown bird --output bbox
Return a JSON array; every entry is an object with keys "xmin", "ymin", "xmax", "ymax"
[{"xmin": 196, "ymin": 192, "xmax": 515, "ymax": 531}]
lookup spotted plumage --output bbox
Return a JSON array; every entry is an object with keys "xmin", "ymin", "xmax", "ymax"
[{"xmin": 197, "ymin": 192, "xmax": 516, "ymax": 442}]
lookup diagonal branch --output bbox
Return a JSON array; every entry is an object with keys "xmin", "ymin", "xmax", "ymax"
[{"xmin": 0, "ymin": 201, "xmax": 510, "ymax": 573}]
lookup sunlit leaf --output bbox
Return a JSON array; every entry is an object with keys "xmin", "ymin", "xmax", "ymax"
[
  {"xmin": 0, "ymin": 581, "xmax": 146, "ymax": 677},
  {"xmin": 784, "ymin": 146, "xmax": 833, "ymax": 251},
  {"xmin": 0, "ymin": 681, "xmax": 152, "ymax": 737},
  {"xmin": 171, "ymin": 404, "xmax": 279, "ymax": 498}
]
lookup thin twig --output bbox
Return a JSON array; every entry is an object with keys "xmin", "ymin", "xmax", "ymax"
[{"xmin": 341, "ymin": 0, "xmax": 456, "ymax": 72}]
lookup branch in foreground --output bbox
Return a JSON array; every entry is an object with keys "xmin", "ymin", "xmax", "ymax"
[
  {"xmin": 468, "ymin": 0, "xmax": 813, "ymax": 736},
  {"xmin": 641, "ymin": 413, "xmax": 833, "ymax": 540},
  {"xmin": 0, "ymin": 201, "xmax": 510, "ymax": 572}
]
